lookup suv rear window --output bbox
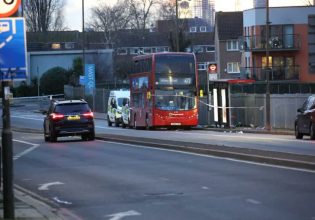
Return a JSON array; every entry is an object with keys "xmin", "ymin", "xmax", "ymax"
[{"xmin": 54, "ymin": 103, "xmax": 91, "ymax": 114}]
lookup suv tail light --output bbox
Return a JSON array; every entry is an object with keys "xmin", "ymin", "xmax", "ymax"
[
  {"xmin": 50, "ymin": 113, "xmax": 64, "ymax": 120},
  {"xmin": 83, "ymin": 112, "xmax": 94, "ymax": 118}
]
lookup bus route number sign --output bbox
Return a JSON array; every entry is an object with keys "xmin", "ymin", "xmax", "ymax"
[{"xmin": 0, "ymin": 0, "xmax": 21, "ymax": 18}]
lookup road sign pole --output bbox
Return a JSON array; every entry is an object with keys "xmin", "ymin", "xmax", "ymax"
[{"xmin": 1, "ymin": 80, "xmax": 15, "ymax": 219}]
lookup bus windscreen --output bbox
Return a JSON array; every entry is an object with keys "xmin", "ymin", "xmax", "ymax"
[
  {"xmin": 155, "ymin": 54, "xmax": 195, "ymax": 75},
  {"xmin": 155, "ymin": 89, "xmax": 196, "ymax": 111}
]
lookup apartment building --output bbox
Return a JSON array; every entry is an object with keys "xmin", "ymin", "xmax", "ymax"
[
  {"xmin": 214, "ymin": 11, "xmax": 243, "ymax": 79},
  {"xmin": 240, "ymin": 6, "xmax": 315, "ymax": 82}
]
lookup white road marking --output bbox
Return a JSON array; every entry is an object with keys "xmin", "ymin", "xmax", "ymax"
[
  {"xmin": 13, "ymin": 139, "xmax": 39, "ymax": 160},
  {"xmin": 53, "ymin": 197, "xmax": 72, "ymax": 205},
  {"xmin": 13, "ymin": 139, "xmax": 38, "ymax": 145},
  {"xmin": 106, "ymin": 210, "xmax": 141, "ymax": 220},
  {"xmin": 97, "ymin": 140, "xmax": 315, "ymax": 174},
  {"xmin": 202, "ymin": 186, "xmax": 209, "ymax": 190},
  {"xmin": 13, "ymin": 145, "xmax": 39, "ymax": 160},
  {"xmin": 38, "ymin": 182, "xmax": 64, "ymax": 191},
  {"xmin": 246, "ymin": 198, "xmax": 261, "ymax": 205}
]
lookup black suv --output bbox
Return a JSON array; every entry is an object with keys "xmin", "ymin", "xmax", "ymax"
[
  {"xmin": 295, "ymin": 95, "xmax": 315, "ymax": 140},
  {"xmin": 43, "ymin": 100, "xmax": 95, "ymax": 142}
]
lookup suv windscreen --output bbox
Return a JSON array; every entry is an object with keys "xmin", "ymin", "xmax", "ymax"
[{"xmin": 54, "ymin": 103, "xmax": 90, "ymax": 114}]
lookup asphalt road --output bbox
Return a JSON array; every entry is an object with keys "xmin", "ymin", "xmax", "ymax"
[
  {"xmin": 8, "ymin": 107, "xmax": 315, "ymax": 157},
  {"xmin": 12, "ymin": 131, "xmax": 315, "ymax": 220}
]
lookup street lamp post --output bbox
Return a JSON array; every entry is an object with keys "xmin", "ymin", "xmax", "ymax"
[
  {"xmin": 175, "ymin": 0, "xmax": 179, "ymax": 52},
  {"xmin": 265, "ymin": 0, "xmax": 271, "ymax": 131},
  {"xmin": 82, "ymin": 0, "xmax": 85, "ymax": 87}
]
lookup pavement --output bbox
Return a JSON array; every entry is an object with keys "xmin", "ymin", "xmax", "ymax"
[
  {"xmin": 0, "ymin": 187, "xmax": 63, "ymax": 220},
  {"xmin": 0, "ymin": 111, "xmax": 308, "ymax": 220}
]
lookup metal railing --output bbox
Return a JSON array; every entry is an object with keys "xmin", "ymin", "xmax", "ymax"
[
  {"xmin": 239, "ymin": 34, "xmax": 301, "ymax": 51},
  {"xmin": 240, "ymin": 66, "xmax": 300, "ymax": 81}
]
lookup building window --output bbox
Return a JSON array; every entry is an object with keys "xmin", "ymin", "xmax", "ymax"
[
  {"xmin": 197, "ymin": 62, "xmax": 207, "ymax": 70},
  {"xmin": 156, "ymin": 47, "xmax": 169, "ymax": 52},
  {"xmin": 65, "ymin": 42, "xmax": 75, "ymax": 49},
  {"xmin": 190, "ymin": 27, "xmax": 197, "ymax": 32},
  {"xmin": 51, "ymin": 43, "xmax": 61, "ymax": 49},
  {"xmin": 193, "ymin": 45, "xmax": 203, "ymax": 53},
  {"xmin": 143, "ymin": 47, "xmax": 152, "ymax": 54},
  {"xmin": 200, "ymin": 26, "xmax": 207, "ymax": 32},
  {"xmin": 117, "ymin": 48, "xmax": 128, "ymax": 55},
  {"xmin": 185, "ymin": 47, "xmax": 192, "ymax": 52},
  {"xmin": 205, "ymin": 45, "xmax": 215, "ymax": 52},
  {"xmin": 130, "ymin": 48, "xmax": 140, "ymax": 55},
  {"xmin": 227, "ymin": 62, "xmax": 240, "ymax": 73},
  {"xmin": 226, "ymin": 40, "xmax": 239, "ymax": 51}
]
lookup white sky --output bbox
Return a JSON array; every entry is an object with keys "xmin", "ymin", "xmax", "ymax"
[{"xmin": 64, "ymin": 0, "xmax": 310, "ymax": 31}]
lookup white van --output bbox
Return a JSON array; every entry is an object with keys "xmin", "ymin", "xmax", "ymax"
[
  {"xmin": 121, "ymin": 98, "xmax": 130, "ymax": 128},
  {"xmin": 107, "ymin": 90, "xmax": 130, "ymax": 127}
]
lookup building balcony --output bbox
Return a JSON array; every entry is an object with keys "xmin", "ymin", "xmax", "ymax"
[
  {"xmin": 240, "ymin": 66, "xmax": 300, "ymax": 81},
  {"xmin": 239, "ymin": 34, "xmax": 301, "ymax": 52}
]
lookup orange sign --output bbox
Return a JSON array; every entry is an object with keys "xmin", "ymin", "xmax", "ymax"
[{"xmin": 0, "ymin": 0, "xmax": 21, "ymax": 18}]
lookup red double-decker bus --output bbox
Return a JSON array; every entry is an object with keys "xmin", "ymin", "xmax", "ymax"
[{"xmin": 128, "ymin": 52, "xmax": 199, "ymax": 129}]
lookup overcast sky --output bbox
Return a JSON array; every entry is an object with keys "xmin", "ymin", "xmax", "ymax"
[{"xmin": 63, "ymin": 0, "xmax": 310, "ymax": 31}]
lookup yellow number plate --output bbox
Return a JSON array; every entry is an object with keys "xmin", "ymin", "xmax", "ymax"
[{"xmin": 67, "ymin": 115, "xmax": 80, "ymax": 120}]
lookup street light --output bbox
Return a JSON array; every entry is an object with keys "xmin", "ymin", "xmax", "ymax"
[
  {"xmin": 265, "ymin": 0, "xmax": 271, "ymax": 131},
  {"xmin": 175, "ymin": 0, "xmax": 179, "ymax": 52},
  {"xmin": 82, "ymin": 0, "xmax": 85, "ymax": 82}
]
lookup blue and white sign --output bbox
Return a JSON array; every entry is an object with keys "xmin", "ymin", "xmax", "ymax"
[
  {"xmin": 85, "ymin": 64, "xmax": 95, "ymax": 94},
  {"xmin": 0, "ymin": 17, "xmax": 27, "ymax": 81},
  {"xmin": 79, "ymin": 75, "xmax": 85, "ymax": 86}
]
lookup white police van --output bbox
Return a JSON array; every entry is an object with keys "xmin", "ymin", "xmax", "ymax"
[
  {"xmin": 107, "ymin": 90, "xmax": 130, "ymax": 127},
  {"xmin": 121, "ymin": 98, "xmax": 130, "ymax": 128}
]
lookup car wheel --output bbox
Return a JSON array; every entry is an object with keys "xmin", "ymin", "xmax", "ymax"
[
  {"xmin": 44, "ymin": 133, "xmax": 49, "ymax": 142},
  {"xmin": 43, "ymin": 127, "xmax": 49, "ymax": 142},
  {"xmin": 49, "ymin": 129, "xmax": 57, "ymax": 142},
  {"xmin": 114, "ymin": 117, "xmax": 120, "ymax": 127},
  {"xmin": 89, "ymin": 131, "xmax": 95, "ymax": 141},
  {"xmin": 128, "ymin": 119, "xmax": 133, "ymax": 129},
  {"xmin": 310, "ymin": 123, "xmax": 315, "ymax": 140},
  {"xmin": 122, "ymin": 120, "xmax": 126, "ymax": 128},
  {"xmin": 81, "ymin": 134, "xmax": 88, "ymax": 141},
  {"xmin": 107, "ymin": 115, "xmax": 112, "ymax": 126},
  {"xmin": 295, "ymin": 123, "xmax": 303, "ymax": 139}
]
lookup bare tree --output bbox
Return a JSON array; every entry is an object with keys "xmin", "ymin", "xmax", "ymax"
[
  {"xmin": 127, "ymin": 0, "xmax": 159, "ymax": 31},
  {"xmin": 24, "ymin": 0, "xmax": 65, "ymax": 32},
  {"xmin": 88, "ymin": 0, "xmax": 130, "ymax": 45},
  {"xmin": 304, "ymin": 0, "xmax": 314, "ymax": 5}
]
